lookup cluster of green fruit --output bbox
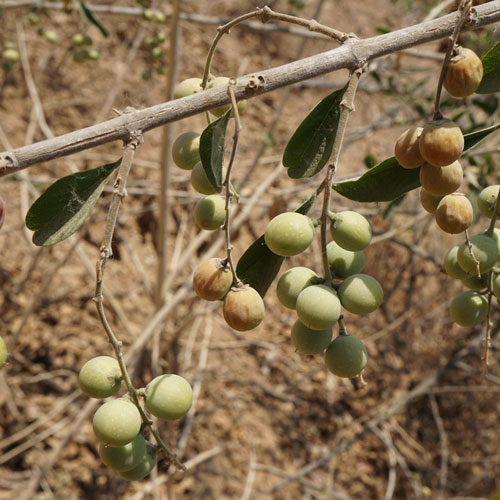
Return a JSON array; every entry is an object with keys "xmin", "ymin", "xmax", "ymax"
[
  {"xmin": 78, "ymin": 356, "xmax": 192, "ymax": 480},
  {"xmin": 141, "ymin": 31, "xmax": 168, "ymax": 80},
  {"xmin": 142, "ymin": 10, "xmax": 167, "ymax": 23},
  {"xmin": 72, "ymin": 33, "xmax": 100, "ymax": 62}
]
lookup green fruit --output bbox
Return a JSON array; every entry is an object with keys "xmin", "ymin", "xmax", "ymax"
[
  {"xmin": 72, "ymin": 33, "xmax": 85, "ymax": 46},
  {"xmin": 171, "ymin": 132, "xmax": 200, "ymax": 170},
  {"xmin": 492, "ymin": 274, "xmax": 500, "ymax": 300},
  {"xmin": 296, "ymin": 285, "xmax": 341, "ymax": 331},
  {"xmin": 2, "ymin": 49, "xmax": 19, "ymax": 63},
  {"xmin": 461, "ymin": 273, "xmax": 488, "ymax": 290},
  {"xmin": 419, "ymin": 161, "xmax": 463, "ymax": 196},
  {"xmin": 151, "ymin": 46, "xmax": 163, "ymax": 59},
  {"xmin": 99, "ymin": 433, "xmax": 147, "ymax": 472},
  {"xmin": 449, "ymin": 291, "xmax": 487, "ymax": 327},
  {"xmin": 443, "ymin": 245, "xmax": 470, "ymax": 279},
  {"xmin": 173, "ymin": 77, "xmax": 203, "ymax": 99},
  {"xmin": 477, "ymin": 185, "xmax": 500, "ymax": 218},
  {"xmin": 324, "ymin": 335, "xmax": 368, "ymax": 378},
  {"xmin": 190, "ymin": 162, "xmax": 226, "ymax": 195},
  {"xmin": 419, "ymin": 189, "xmax": 443, "ymax": 215},
  {"xmin": 223, "ymin": 286, "xmax": 265, "ymax": 331},
  {"xmin": 394, "ymin": 126, "xmax": 424, "ymax": 169},
  {"xmin": 193, "ymin": 195, "xmax": 226, "ymax": 231},
  {"xmin": 154, "ymin": 11, "xmax": 166, "ymax": 23},
  {"xmin": 93, "ymin": 399, "xmax": 141, "ymax": 447},
  {"xmin": 28, "ymin": 12, "xmax": 40, "ymax": 25},
  {"xmin": 118, "ymin": 442, "xmax": 157, "ymax": 481},
  {"xmin": 143, "ymin": 9, "xmax": 153, "ymax": 20},
  {"xmin": 338, "ymin": 274, "xmax": 383, "ymax": 315},
  {"xmin": 492, "ymin": 228, "xmax": 500, "ymax": 258},
  {"xmin": 87, "ymin": 49, "xmax": 100, "ymax": 61},
  {"xmin": 0, "ymin": 336, "xmax": 7, "ymax": 368},
  {"xmin": 78, "ymin": 356, "xmax": 123, "ymax": 399},
  {"xmin": 44, "ymin": 30, "xmax": 58, "ymax": 43},
  {"xmin": 457, "ymin": 234, "xmax": 498, "ymax": 274},
  {"xmin": 330, "ymin": 211, "xmax": 371, "ymax": 252},
  {"xmin": 206, "ymin": 76, "xmax": 246, "ymax": 117},
  {"xmin": 193, "ymin": 258, "xmax": 233, "ymax": 301},
  {"xmin": 326, "ymin": 241, "xmax": 365, "ymax": 279},
  {"xmin": 291, "ymin": 320, "xmax": 332, "ymax": 355},
  {"xmin": 146, "ymin": 374, "xmax": 193, "ymax": 421},
  {"xmin": 419, "ymin": 119, "xmax": 464, "ymax": 167},
  {"xmin": 264, "ymin": 212, "xmax": 314, "ymax": 257},
  {"xmin": 276, "ymin": 267, "xmax": 318, "ymax": 310}
]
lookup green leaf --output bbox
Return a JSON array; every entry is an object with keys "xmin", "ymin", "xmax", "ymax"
[
  {"xmin": 477, "ymin": 41, "xmax": 500, "ymax": 94},
  {"xmin": 79, "ymin": 1, "xmax": 109, "ymax": 38},
  {"xmin": 283, "ymin": 87, "xmax": 346, "ymax": 179},
  {"xmin": 26, "ymin": 160, "xmax": 121, "ymax": 246},
  {"xmin": 199, "ymin": 111, "xmax": 231, "ymax": 193},
  {"xmin": 333, "ymin": 124, "xmax": 500, "ymax": 202}
]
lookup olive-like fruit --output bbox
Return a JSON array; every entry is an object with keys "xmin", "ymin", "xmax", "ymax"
[
  {"xmin": 394, "ymin": 126, "xmax": 424, "ymax": 169},
  {"xmin": 295, "ymin": 285, "xmax": 341, "ymax": 331},
  {"xmin": 171, "ymin": 132, "xmax": 200, "ymax": 170},
  {"xmin": 290, "ymin": 320, "xmax": 332, "ymax": 355},
  {"xmin": 338, "ymin": 274, "xmax": 383, "ymax": 315},
  {"xmin": 326, "ymin": 241, "xmax": 365, "ymax": 279},
  {"xmin": 2, "ymin": 48, "xmax": 19, "ymax": 63},
  {"xmin": 457, "ymin": 234, "xmax": 498, "ymax": 274},
  {"xmin": 99, "ymin": 433, "xmax": 147, "ymax": 472},
  {"xmin": 461, "ymin": 273, "xmax": 488, "ymax": 291},
  {"xmin": 190, "ymin": 162, "xmax": 226, "ymax": 195},
  {"xmin": 419, "ymin": 161, "xmax": 463, "ymax": 196},
  {"xmin": 276, "ymin": 267, "xmax": 318, "ymax": 310},
  {"xmin": 492, "ymin": 274, "xmax": 500, "ymax": 300},
  {"xmin": 434, "ymin": 193, "xmax": 472, "ymax": 234},
  {"xmin": 0, "ymin": 336, "xmax": 7, "ymax": 368},
  {"xmin": 444, "ymin": 47, "xmax": 483, "ymax": 98},
  {"xmin": 118, "ymin": 442, "xmax": 157, "ymax": 481},
  {"xmin": 443, "ymin": 245, "xmax": 470, "ymax": 279},
  {"xmin": 145, "ymin": 374, "xmax": 193, "ymax": 421},
  {"xmin": 330, "ymin": 211, "xmax": 372, "ymax": 252},
  {"xmin": 206, "ymin": 76, "xmax": 246, "ymax": 117},
  {"xmin": 477, "ymin": 185, "xmax": 500, "ymax": 219},
  {"xmin": 419, "ymin": 189, "xmax": 443, "ymax": 215},
  {"xmin": 324, "ymin": 335, "xmax": 368, "ymax": 378},
  {"xmin": 449, "ymin": 291, "xmax": 488, "ymax": 327},
  {"xmin": 78, "ymin": 356, "xmax": 123, "ymax": 399},
  {"xmin": 193, "ymin": 195, "xmax": 226, "ymax": 231},
  {"xmin": 264, "ymin": 212, "xmax": 314, "ymax": 257},
  {"xmin": 223, "ymin": 286, "xmax": 265, "ymax": 331},
  {"xmin": 193, "ymin": 258, "xmax": 232, "ymax": 301},
  {"xmin": 173, "ymin": 77, "xmax": 203, "ymax": 100},
  {"xmin": 419, "ymin": 119, "xmax": 464, "ymax": 167}
]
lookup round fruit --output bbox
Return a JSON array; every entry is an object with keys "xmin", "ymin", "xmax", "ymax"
[
  {"xmin": 0, "ymin": 336, "xmax": 7, "ymax": 369},
  {"xmin": 145, "ymin": 374, "xmax": 193, "ymax": 421},
  {"xmin": 419, "ymin": 161, "xmax": 463, "ymax": 196},
  {"xmin": 171, "ymin": 132, "xmax": 200, "ymax": 170},
  {"xmin": 119, "ymin": 442, "xmax": 157, "ymax": 481},
  {"xmin": 193, "ymin": 194, "xmax": 226, "ymax": 231},
  {"xmin": 491, "ymin": 227, "xmax": 500, "ymax": 256},
  {"xmin": 44, "ymin": 30, "xmax": 58, "ymax": 43},
  {"xmin": 324, "ymin": 335, "xmax": 368, "ymax": 378},
  {"xmin": 72, "ymin": 33, "xmax": 85, "ymax": 46},
  {"xmin": 419, "ymin": 189, "xmax": 443, "ymax": 215},
  {"xmin": 173, "ymin": 77, "xmax": 203, "ymax": 100},
  {"xmin": 222, "ymin": 286, "xmax": 265, "ymax": 331},
  {"xmin": 444, "ymin": 47, "xmax": 483, "ymax": 98},
  {"xmin": 461, "ymin": 273, "xmax": 488, "ymax": 291},
  {"xmin": 434, "ymin": 193, "xmax": 472, "ymax": 234},
  {"xmin": 330, "ymin": 211, "xmax": 372, "ymax": 252},
  {"xmin": 93, "ymin": 399, "xmax": 141, "ymax": 447},
  {"xmin": 449, "ymin": 291, "xmax": 488, "ymax": 327},
  {"xmin": 477, "ymin": 185, "xmax": 500, "ymax": 218},
  {"xmin": 276, "ymin": 267, "xmax": 318, "ymax": 310},
  {"xmin": 418, "ymin": 119, "xmax": 464, "ymax": 167},
  {"xmin": 394, "ymin": 126, "xmax": 424, "ymax": 169},
  {"xmin": 2, "ymin": 48, "xmax": 19, "ymax": 63},
  {"xmin": 326, "ymin": 241, "xmax": 365, "ymax": 279},
  {"xmin": 443, "ymin": 245, "xmax": 470, "ymax": 279},
  {"xmin": 295, "ymin": 284, "xmax": 341, "ymax": 330},
  {"xmin": 457, "ymin": 234, "xmax": 498, "ymax": 274},
  {"xmin": 492, "ymin": 274, "xmax": 500, "ymax": 300},
  {"xmin": 99, "ymin": 433, "xmax": 147, "ymax": 472},
  {"xmin": 206, "ymin": 76, "xmax": 246, "ymax": 117},
  {"xmin": 78, "ymin": 356, "xmax": 123, "ymax": 399},
  {"xmin": 338, "ymin": 274, "xmax": 383, "ymax": 315},
  {"xmin": 190, "ymin": 162, "xmax": 226, "ymax": 195},
  {"xmin": 193, "ymin": 258, "xmax": 232, "ymax": 301},
  {"xmin": 291, "ymin": 320, "xmax": 332, "ymax": 355},
  {"xmin": 264, "ymin": 212, "xmax": 314, "ymax": 257},
  {"xmin": 87, "ymin": 49, "xmax": 100, "ymax": 61}
]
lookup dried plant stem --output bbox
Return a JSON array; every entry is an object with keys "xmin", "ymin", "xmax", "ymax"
[{"xmin": 464, "ymin": 229, "xmax": 481, "ymax": 277}]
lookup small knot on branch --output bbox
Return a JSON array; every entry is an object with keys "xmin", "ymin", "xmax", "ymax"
[{"xmin": 258, "ymin": 5, "xmax": 273, "ymax": 24}]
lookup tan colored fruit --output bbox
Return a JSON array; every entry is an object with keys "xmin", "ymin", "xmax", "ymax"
[
  {"xmin": 419, "ymin": 189, "xmax": 443, "ymax": 214},
  {"xmin": 223, "ymin": 286, "xmax": 264, "ymax": 331},
  {"xmin": 394, "ymin": 126, "xmax": 424, "ymax": 169},
  {"xmin": 444, "ymin": 47, "xmax": 483, "ymax": 98},
  {"xmin": 434, "ymin": 193, "xmax": 472, "ymax": 234},
  {"xmin": 419, "ymin": 119, "xmax": 464, "ymax": 167},
  {"xmin": 193, "ymin": 258, "xmax": 232, "ymax": 301},
  {"xmin": 419, "ymin": 161, "xmax": 463, "ymax": 196}
]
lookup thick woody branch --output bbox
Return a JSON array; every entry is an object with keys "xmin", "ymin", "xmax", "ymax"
[{"xmin": 1, "ymin": 0, "xmax": 500, "ymax": 177}]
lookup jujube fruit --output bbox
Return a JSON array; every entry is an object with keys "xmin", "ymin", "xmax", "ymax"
[
  {"xmin": 193, "ymin": 194, "xmax": 226, "ymax": 231},
  {"xmin": 449, "ymin": 291, "xmax": 488, "ymax": 327},
  {"xmin": 173, "ymin": 77, "xmax": 203, "ymax": 100},
  {"xmin": 330, "ymin": 211, "xmax": 372, "ymax": 252},
  {"xmin": 99, "ymin": 433, "xmax": 147, "ymax": 472},
  {"xmin": 190, "ymin": 162, "xmax": 226, "ymax": 195},
  {"xmin": 492, "ymin": 274, "xmax": 500, "ymax": 300},
  {"xmin": 290, "ymin": 320, "xmax": 332, "ymax": 355},
  {"xmin": 434, "ymin": 193, "xmax": 472, "ymax": 234},
  {"xmin": 326, "ymin": 241, "xmax": 365, "ymax": 279},
  {"xmin": 264, "ymin": 212, "xmax": 314, "ymax": 257},
  {"xmin": 145, "ymin": 374, "xmax": 193, "ymax": 421},
  {"xmin": 443, "ymin": 245, "xmax": 469, "ymax": 279},
  {"xmin": 337, "ymin": 274, "xmax": 383, "ymax": 315},
  {"xmin": 457, "ymin": 234, "xmax": 498, "ymax": 274},
  {"xmin": 193, "ymin": 258, "xmax": 232, "ymax": 301},
  {"xmin": 276, "ymin": 267, "xmax": 318, "ymax": 310},
  {"xmin": 206, "ymin": 76, "xmax": 246, "ymax": 117},
  {"xmin": 419, "ymin": 189, "xmax": 443, "ymax": 215},
  {"xmin": 419, "ymin": 160, "xmax": 463, "ymax": 196},
  {"xmin": 118, "ymin": 442, "xmax": 157, "ymax": 481},
  {"xmin": 171, "ymin": 132, "xmax": 200, "ymax": 170},
  {"xmin": 394, "ymin": 126, "xmax": 424, "ymax": 169},
  {"xmin": 78, "ymin": 356, "xmax": 123, "ymax": 399},
  {"xmin": 444, "ymin": 46, "xmax": 483, "ymax": 98},
  {"xmin": 295, "ymin": 285, "xmax": 341, "ymax": 330},
  {"xmin": 418, "ymin": 119, "xmax": 464, "ymax": 167},
  {"xmin": 324, "ymin": 335, "xmax": 368, "ymax": 378},
  {"xmin": 223, "ymin": 286, "xmax": 265, "ymax": 331},
  {"xmin": 477, "ymin": 185, "xmax": 500, "ymax": 218},
  {"xmin": 461, "ymin": 273, "xmax": 488, "ymax": 291}
]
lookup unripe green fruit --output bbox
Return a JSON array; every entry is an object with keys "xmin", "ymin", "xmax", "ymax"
[
  {"xmin": 143, "ymin": 9, "xmax": 153, "ymax": 20},
  {"xmin": 0, "ymin": 336, "xmax": 7, "ymax": 368},
  {"xmin": 276, "ymin": 267, "xmax": 318, "ymax": 310},
  {"xmin": 145, "ymin": 374, "xmax": 193, "ymax": 421},
  {"xmin": 28, "ymin": 12, "xmax": 40, "ymax": 25},
  {"xmin": 444, "ymin": 47, "xmax": 483, "ymax": 98},
  {"xmin": 87, "ymin": 49, "xmax": 100, "ymax": 61},
  {"xmin": 461, "ymin": 273, "xmax": 488, "ymax": 291},
  {"xmin": 492, "ymin": 274, "xmax": 500, "ymax": 300},
  {"xmin": 324, "ymin": 335, "xmax": 368, "ymax": 378},
  {"xmin": 491, "ymin": 228, "xmax": 500, "ymax": 257},
  {"xmin": 190, "ymin": 162, "xmax": 226, "ymax": 195},
  {"xmin": 223, "ymin": 286, "xmax": 265, "ymax": 331},
  {"xmin": 457, "ymin": 234, "xmax": 498, "ymax": 274},
  {"xmin": 72, "ymin": 33, "xmax": 85, "ymax": 46},
  {"xmin": 154, "ymin": 11, "xmax": 166, "ymax": 23},
  {"xmin": 93, "ymin": 399, "xmax": 141, "ymax": 447},
  {"xmin": 291, "ymin": 320, "xmax": 332, "ymax": 355},
  {"xmin": 44, "ymin": 30, "xmax": 58, "ymax": 43},
  {"xmin": 151, "ymin": 46, "xmax": 163, "ymax": 59},
  {"xmin": 419, "ymin": 161, "xmax": 463, "ymax": 196},
  {"xmin": 419, "ymin": 189, "xmax": 443, "ymax": 215},
  {"xmin": 434, "ymin": 193, "xmax": 472, "ymax": 234},
  {"xmin": 338, "ymin": 274, "xmax": 383, "ymax": 315},
  {"xmin": 419, "ymin": 119, "xmax": 464, "ymax": 167},
  {"xmin": 394, "ymin": 126, "xmax": 424, "ymax": 169},
  {"xmin": 99, "ymin": 433, "xmax": 147, "ymax": 472},
  {"xmin": 118, "ymin": 442, "xmax": 157, "ymax": 481},
  {"xmin": 207, "ymin": 77, "xmax": 246, "ymax": 117},
  {"xmin": 173, "ymin": 77, "xmax": 203, "ymax": 100},
  {"xmin": 449, "ymin": 291, "xmax": 487, "ymax": 327},
  {"xmin": 193, "ymin": 195, "xmax": 226, "ymax": 231},
  {"xmin": 477, "ymin": 185, "xmax": 500, "ymax": 218},
  {"xmin": 296, "ymin": 285, "xmax": 341, "ymax": 330},
  {"xmin": 330, "ymin": 211, "xmax": 372, "ymax": 252},
  {"xmin": 2, "ymin": 48, "xmax": 19, "ymax": 63},
  {"xmin": 326, "ymin": 241, "xmax": 365, "ymax": 279},
  {"xmin": 443, "ymin": 245, "xmax": 470, "ymax": 279},
  {"xmin": 193, "ymin": 258, "xmax": 232, "ymax": 301},
  {"xmin": 171, "ymin": 132, "xmax": 200, "ymax": 170},
  {"xmin": 78, "ymin": 356, "xmax": 123, "ymax": 399},
  {"xmin": 264, "ymin": 212, "xmax": 314, "ymax": 257}
]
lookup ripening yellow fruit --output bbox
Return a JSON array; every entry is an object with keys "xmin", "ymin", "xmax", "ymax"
[
  {"xmin": 444, "ymin": 47, "xmax": 483, "ymax": 98},
  {"xmin": 193, "ymin": 258, "xmax": 232, "ymax": 301},
  {"xmin": 419, "ymin": 161, "xmax": 463, "ymax": 196},
  {"xmin": 434, "ymin": 193, "xmax": 473, "ymax": 234},
  {"xmin": 419, "ymin": 119, "xmax": 464, "ymax": 167},
  {"xmin": 223, "ymin": 286, "xmax": 265, "ymax": 331},
  {"xmin": 394, "ymin": 126, "xmax": 424, "ymax": 169}
]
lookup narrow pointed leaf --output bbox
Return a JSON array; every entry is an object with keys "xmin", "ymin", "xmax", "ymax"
[
  {"xmin": 26, "ymin": 159, "xmax": 121, "ymax": 246},
  {"xmin": 477, "ymin": 41, "xmax": 500, "ymax": 94},
  {"xmin": 283, "ymin": 86, "xmax": 346, "ymax": 179},
  {"xmin": 79, "ymin": 1, "xmax": 109, "ymax": 37},
  {"xmin": 199, "ymin": 111, "xmax": 231, "ymax": 192}
]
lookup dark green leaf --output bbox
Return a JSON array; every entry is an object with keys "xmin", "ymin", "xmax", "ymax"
[
  {"xmin": 199, "ymin": 111, "xmax": 231, "ymax": 193},
  {"xmin": 26, "ymin": 160, "xmax": 121, "ymax": 246},
  {"xmin": 477, "ymin": 41, "xmax": 500, "ymax": 94},
  {"xmin": 463, "ymin": 122, "xmax": 500, "ymax": 151},
  {"xmin": 283, "ymin": 87, "xmax": 346, "ymax": 179},
  {"xmin": 383, "ymin": 194, "xmax": 406, "ymax": 219},
  {"xmin": 79, "ymin": 1, "xmax": 109, "ymax": 37}
]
